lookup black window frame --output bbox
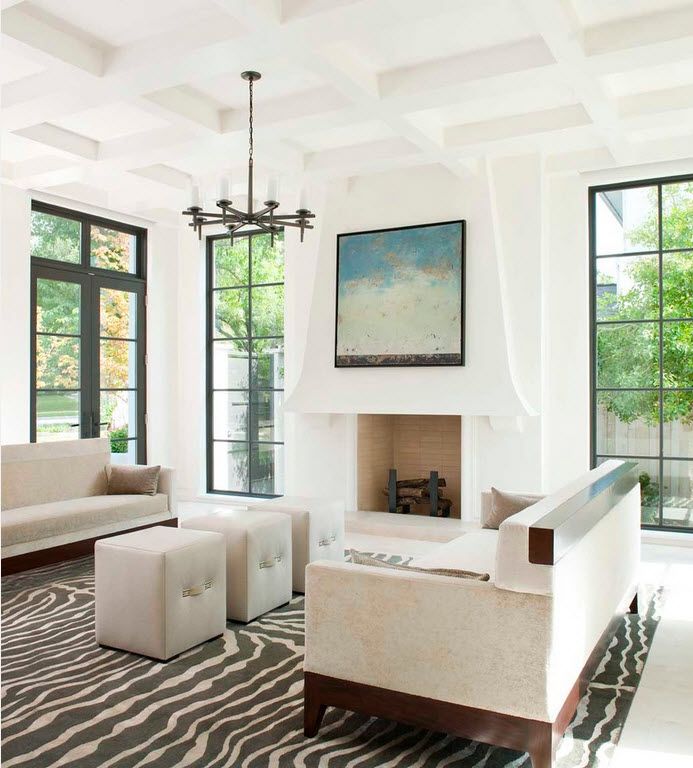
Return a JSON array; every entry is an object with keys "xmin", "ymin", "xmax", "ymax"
[
  {"xmin": 30, "ymin": 200, "xmax": 148, "ymax": 463},
  {"xmin": 206, "ymin": 229, "xmax": 285, "ymax": 498},
  {"xmin": 589, "ymin": 173, "xmax": 693, "ymax": 532}
]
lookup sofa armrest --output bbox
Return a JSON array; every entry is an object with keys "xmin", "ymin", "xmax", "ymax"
[
  {"xmin": 304, "ymin": 560, "xmax": 555, "ymax": 721},
  {"xmin": 158, "ymin": 467, "xmax": 176, "ymax": 516}
]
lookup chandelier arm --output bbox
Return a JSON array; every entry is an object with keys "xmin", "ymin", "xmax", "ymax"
[
  {"xmin": 270, "ymin": 213, "xmax": 316, "ymax": 221},
  {"xmin": 217, "ymin": 205, "xmax": 249, "ymax": 219},
  {"xmin": 254, "ymin": 202, "xmax": 279, "ymax": 218},
  {"xmin": 279, "ymin": 220, "xmax": 314, "ymax": 230},
  {"xmin": 252, "ymin": 220, "xmax": 276, "ymax": 234}
]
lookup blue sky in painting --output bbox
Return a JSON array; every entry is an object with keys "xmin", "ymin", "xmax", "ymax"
[{"xmin": 338, "ymin": 222, "xmax": 461, "ymax": 293}]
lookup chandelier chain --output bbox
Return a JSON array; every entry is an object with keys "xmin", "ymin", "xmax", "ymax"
[{"xmin": 248, "ymin": 77, "xmax": 254, "ymax": 162}]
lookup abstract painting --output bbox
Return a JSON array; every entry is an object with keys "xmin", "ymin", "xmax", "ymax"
[{"xmin": 335, "ymin": 220, "xmax": 465, "ymax": 367}]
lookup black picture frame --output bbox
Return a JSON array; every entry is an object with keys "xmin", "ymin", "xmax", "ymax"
[{"xmin": 335, "ymin": 219, "xmax": 465, "ymax": 368}]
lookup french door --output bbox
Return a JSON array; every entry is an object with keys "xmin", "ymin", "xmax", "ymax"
[{"xmin": 31, "ymin": 265, "xmax": 146, "ymax": 463}]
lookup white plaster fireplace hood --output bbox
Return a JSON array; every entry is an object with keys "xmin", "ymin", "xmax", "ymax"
[{"xmin": 284, "ymin": 160, "xmax": 542, "ymax": 419}]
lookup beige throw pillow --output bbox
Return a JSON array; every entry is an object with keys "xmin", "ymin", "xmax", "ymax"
[
  {"xmin": 350, "ymin": 550, "xmax": 490, "ymax": 581},
  {"xmin": 107, "ymin": 465, "xmax": 161, "ymax": 496},
  {"xmin": 483, "ymin": 487, "xmax": 543, "ymax": 530}
]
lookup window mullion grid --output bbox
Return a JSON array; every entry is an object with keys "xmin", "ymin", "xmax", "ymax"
[
  {"xmin": 247, "ymin": 235, "xmax": 253, "ymax": 495},
  {"xmin": 657, "ymin": 183, "xmax": 664, "ymax": 528}
]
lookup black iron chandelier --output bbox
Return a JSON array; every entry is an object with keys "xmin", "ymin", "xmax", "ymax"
[{"xmin": 182, "ymin": 71, "xmax": 315, "ymax": 244}]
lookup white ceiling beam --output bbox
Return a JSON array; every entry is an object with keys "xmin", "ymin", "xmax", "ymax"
[
  {"xmin": 141, "ymin": 88, "xmax": 222, "ymax": 134},
  {"xmin": 304, "ymin": 137, "xmax": 418, "ymax": 173},
  {"xmin": 583, "ymin": 5, "xmax": 693, "ymax": 57},
  {"xmin": 445, "ymin": 104, "xmax": 591, "ymax": 147},
  {"xmin": 128, "ymin": 164, "xmax": 192, "ymax": 190},
  {"xmin": 519, "ymin": 0, "xmax": 629, "ymax": 164},
  {"xmin": 379, "ymin": 37, "xmax": 555, "ymax": 98},
  {"xmin": 1, "ymin": 5, "xmax": 106, "ymax": 76},
  {"xmin": 13, "ymin": 123, "xmax": 99, "ymax": 160},
  {"xmin": 618, "ymin": 84, "xmax": 693, "ymax": 119}
]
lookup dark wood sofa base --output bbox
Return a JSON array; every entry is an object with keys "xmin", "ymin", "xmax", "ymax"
[
  {"xmin": 1, "ymin": 517, "xmax": 179, "ymax": 575},
  {"xmin": 304, "ymin": 588, "xmax": 639, "ymax": 768}
]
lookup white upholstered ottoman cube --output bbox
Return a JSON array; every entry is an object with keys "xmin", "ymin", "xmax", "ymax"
[
  {"xmin": 95, "ymin": 526, "xmax": 226, "ymax": 661},
  {"xmin": 181, "ymin": 509, "xmax": 292, "ymax": 622},
  {"xmin": 251, "ymin": 496, "xmax": 345, "ymax": 592}
]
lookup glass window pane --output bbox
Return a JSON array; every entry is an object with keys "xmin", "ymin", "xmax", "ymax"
[
  {"xmin": 251, "ymin": 390, "xmax": 284, "ymax": 443},
  {"xmin": 37, "ymin": 336, "xmax": 80, "ymax": 389},
  {"xmin": 595, "ymin": 186, "xmax": 658, "ymax": 255},
  {"xmin": 595, "ymin": 255, "xmax": 658, "ymax": 321},
  {"xmin": 212, "ymin": 339, "xmax": 249, "ymax": 389},
  {"xmin": 213, "ymin": 442, "xmax": 249, "ymax": 493},
  {"xmin": 36, "ymin": 391, "xmax": 79, "ymax": 442},
  {"xmin": 212, "ymin": 391, "xmax": 249, "ymax": 441},
  {"xmin": 251, "ymin": 443, "xmax": 284, "ymax": 495},
  {"xmin": 101, "ymin": 390, "xmax": 137, "ymax": 443},
  {"xmin": 662, "ymin": 181, "xmax": 693, "ymax": 251},
  {"xmin": 251, "ymin": 338, "xmax": 284, "ymax": 389},
  {"xmin": 214, "ymin": 288, "xmax": 249, "ymax": 338},
  {"xmin": 214, "ymin": 238, "xmax": 249, "ymax": 288},
  {"xmin": 663, "ymin": 391, "xmax": 693, "ymax": 459},
  {"xmin": 110, "ymin": 438, "xmax": 138, "ymax": 465},
  {"xmin": 101, "ymin": 339, "xmax": 137, "ymax": 388},
  {"xmin": 662, "ymin": 460, "xmax": 693, "ymax": 528},
  {"xmin": 663, "ymin": 321, "xmax": 693, "ymax": 388},
  {"xmin": 101, "ymin": 288, "xmax": 137, "ymax": 338},
  {"xmin": 37, "ymin": 278, "xmax": 81, "ymax": 334},
  {"xmin": 663, "ymin": 251, "xmax": 693, "ymax": 319},
  {"xmin": 596, "ymin": 391, "xmax": 659, "ymax": 457},
  {"xmin": 251, "ymin": 233, "xmax": 284, "ymax": 284},
  {"xmin": 90, "ymin": 226, "xmax": 137, "ymax": 273},
  {"xmin": 634, "ymin": 458, "xmax": 661, "ymax": 526},
  {"xmin": 596, "ymin": 323, "xmax": 659, "ymax": 388},
  {"xmin": 31, "ymin": 211, "xmax": 80, "ymax": 264},
  {"xmin": 251, "ymin": 285, "xmax": 284, "ymax": 337}
]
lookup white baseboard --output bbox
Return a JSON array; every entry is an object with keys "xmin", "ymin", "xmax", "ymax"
[{"xmin": 641, "ymin": 529, "xmax": 693, "ymax": 547}]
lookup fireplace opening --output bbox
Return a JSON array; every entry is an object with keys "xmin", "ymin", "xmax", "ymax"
[{"xmin": 357, "ymin": 414, "xmax": 461, "ymax": 519}]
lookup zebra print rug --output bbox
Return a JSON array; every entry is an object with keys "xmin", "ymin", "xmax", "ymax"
[{"xmin": 1, "ymin": 555, "xmax": 660, "ymax": 768}]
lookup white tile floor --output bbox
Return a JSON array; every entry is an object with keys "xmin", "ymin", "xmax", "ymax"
[{"xmin": 181, "ymin": 500, "xmax": 693, "ymax": 766}]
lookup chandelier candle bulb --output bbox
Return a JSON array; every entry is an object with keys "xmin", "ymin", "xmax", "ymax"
[
  {"xmin": 191, "ymin": 184, "xmax": 200, "ymax": 207},
  {"xmin": 267, "ymin": 176, "xmax": 278, "ymax": 203},
  {"xmin": 218, "ymin": 177, "xmax": 230, "ymax": 201},
  {"xmin": 299, "ymin": 187, "xmax": 308, "ymax": 211}
]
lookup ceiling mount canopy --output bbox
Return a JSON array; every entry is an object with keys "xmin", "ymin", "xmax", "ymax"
[{"xmin": 182, "ymin": 71, "xmax": 315, "ymax": 245}]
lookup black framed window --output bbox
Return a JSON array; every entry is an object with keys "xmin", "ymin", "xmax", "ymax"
[
  {"xmin": 589, "ymin": 175, "xmax": 693, "ymax": 531},
  {"xmin": 31, "ymin": 201, "xmax": 147, "ymax": 464},
  {"xmin": 207, "ymin": 230, "xmax": 285, "ymax": 496}
]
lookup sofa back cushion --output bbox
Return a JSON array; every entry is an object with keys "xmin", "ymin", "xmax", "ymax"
[
  {"xmin": 1, "ymin": 438, "xmax": 110, "ymax": 510},
  {"xmin": 494, "ymin": 460, "xmax": 639, "ymax": 596}
]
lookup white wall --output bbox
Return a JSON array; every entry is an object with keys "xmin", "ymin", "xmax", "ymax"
[
  {"xmin": 0, "ymin": 186, "xmax": 179, "ymax": 465},
  {"xmin": 0, "ymin": 184, "xmax": 31, "ymax": 444}
]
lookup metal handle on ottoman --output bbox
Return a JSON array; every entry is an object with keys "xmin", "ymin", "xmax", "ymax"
[
  {"xmin": 182, "ymin": 579, "xmax": 213, "ymax": 597},
  {"xmin": 318, "ymin": 534, "xmax": 337, "ymax": 547},
  {"xmin": 259, "ymin": 555, "xmax": 283, "ymax": 569}
]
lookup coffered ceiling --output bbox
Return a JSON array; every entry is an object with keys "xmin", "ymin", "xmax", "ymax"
[{"xmin": 2, "ymin": 0, "xmax": 693, "ymax": 221}]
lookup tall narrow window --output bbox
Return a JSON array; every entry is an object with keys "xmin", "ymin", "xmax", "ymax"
[
  {"xmin": 31, "ymin": 202, "xmax": 147, "ymax": 463},
  {"xmin": 207, "ymin": 231, "xmax": 285, "ymax": 496},
  {"xmin": 590, "ymin": 176, "xmax": 693, "ymax": 530}
]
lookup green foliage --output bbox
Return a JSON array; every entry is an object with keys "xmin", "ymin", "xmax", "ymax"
[
  {"xmin": 31, "ymin": 211, "xmax": 80, "ymax": 263},
  {"xmin": 110, "ymin": 427, "xmax": 129, "ymax": 453},
  {"xmin": 597, "ymin": 183, "xmax": 693, "ymax": 426}
]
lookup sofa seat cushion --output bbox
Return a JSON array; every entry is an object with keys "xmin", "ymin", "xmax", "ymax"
[
  {"xmin": 1, "ymin": 494, "xmax": 169, "ymax": 547},
  {"xmin": 409, "ymin": 530, "xmax": 499, "ymax": 582}
]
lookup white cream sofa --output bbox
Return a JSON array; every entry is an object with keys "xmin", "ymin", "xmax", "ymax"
[
  {"xmin": 1, "ymin": 438, "xmax": 176, "ymax": 573},
  {"xmin": 304, "ymin": 460, "xmax": 640, "ymax": 768}
]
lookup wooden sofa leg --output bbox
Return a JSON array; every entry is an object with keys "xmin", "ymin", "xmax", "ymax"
[
  {"xmin": 304, "ymin": 674, "xmax": 327, "ymax": 737},
  {"xmin": 528, "ymin": 724, "xmax": 556, "ymax": 768}
]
